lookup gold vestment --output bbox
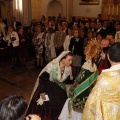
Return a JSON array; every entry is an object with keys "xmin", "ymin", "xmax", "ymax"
[{"xmin": 82, "ymin": 68, "xmax": 120, "ymax": 120}]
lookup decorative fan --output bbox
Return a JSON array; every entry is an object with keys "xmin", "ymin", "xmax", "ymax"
[{"xmin": 84, "ymin": 38, "xmax": 101, "ymax": 61}]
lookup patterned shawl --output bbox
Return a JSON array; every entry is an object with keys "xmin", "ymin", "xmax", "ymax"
[{"xmin": 29, "ymin": 51, "xmax": 73, "ymax": 103}]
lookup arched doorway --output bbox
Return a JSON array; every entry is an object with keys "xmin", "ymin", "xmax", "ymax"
[{"xmin": 47, "ymin": 0, "xmax": 62, "ymax": 18}]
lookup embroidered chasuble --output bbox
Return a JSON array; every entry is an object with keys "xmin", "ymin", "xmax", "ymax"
[
  {"xmin": 68, "ymin": 68, "xmax": 98, "ymax": 115},
  {"xmin": 82, "ymin": 69, "xmax": 120, "ymax": 120}
]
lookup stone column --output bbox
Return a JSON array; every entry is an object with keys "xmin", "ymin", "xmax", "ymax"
[
  {"xmin": 68, "ymin": 0, "xmax": 73, "ymax": 22},
  {"xmin": 22, "ymin": 0, "xmax": 32, "ymax": 26},
  {"xmin": 5, "ymin": 0, "xmax": 13, "ymax": 25},
  {"xmin": 12, "ymin": 0, "xmax": 32, "ymax": 26},
  {"xmin": 12, "ymin": 0, "xmax": 23, "ymax": 23},
  {"xmin": 31, "ymin": 0, "xmax": 41, "ymax": 21}
]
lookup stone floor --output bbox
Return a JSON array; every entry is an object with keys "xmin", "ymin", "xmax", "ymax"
[
  {"xmin": 0, "ymin": 58, "xmax": 41, "ymax": 102},
  {"xmin": 0, "ymin": 57, "xmax": 72, "ymax": 105}
]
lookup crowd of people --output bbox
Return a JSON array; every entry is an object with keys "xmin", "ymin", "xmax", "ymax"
[
  {"xmin": 0, "ymin": 14, "xmax": 120, "ymax": 69},
  {"xmin": 0, "ymin": 13, "xmax": 120, "ymax": 120},
  {"xmin": 0, "ymin": 14, "xmax": 119, "ymax": 70}
]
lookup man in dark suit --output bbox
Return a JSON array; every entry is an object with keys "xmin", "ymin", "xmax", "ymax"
[
  {"xmin": 94, "ymin": 14, "xmax": 102, "ymax": 23},
  {"xmin": 50, "ymin": 20, "xmax": 57, "ymax": 32},
  {"xmin": 89, "ymin": 21, "xmax": 97, "ymax": 33},
  {"xmin": 96, "ymin": 21, "xmax": 107, "ymax": 38},
  {"xmin": 11, "ymin": 17, "xmax": 22, "ymax": 30}
]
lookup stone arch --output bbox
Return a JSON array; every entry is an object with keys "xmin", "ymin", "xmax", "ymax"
[{"xmin": 46, "ymin": 0, "xmax": 63, "ymax": 18}]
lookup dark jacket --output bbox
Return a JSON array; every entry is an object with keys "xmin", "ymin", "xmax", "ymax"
[{"xmin": 69, "ymin": 37, "xmax": 84, "ymax": 56}]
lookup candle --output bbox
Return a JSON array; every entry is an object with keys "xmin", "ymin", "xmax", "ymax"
[
  {"xmin": 117, "ymin": 5, "xmax": 118, "ymax": 15},
  {"xmin": 112, "ymin": 5, "xmax": 114, "ymax": 15}
]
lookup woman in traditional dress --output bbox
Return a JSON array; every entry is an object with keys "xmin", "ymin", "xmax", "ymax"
[
  {"xmin": 26, "ymin": 51, "xmax": 73, "ymax": 120},
  {"xmin": 58, "ymin": 39, "xmax": 101, "ymax": 120}
]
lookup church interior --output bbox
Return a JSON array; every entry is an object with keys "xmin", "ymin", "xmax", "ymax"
[
  {"xmin": 0, "ymin": 0, "xmax": 120, "ymax": 119},
  {"xmin": 1, "ymin": 0, "xmax": 120, "ymax": 25}
]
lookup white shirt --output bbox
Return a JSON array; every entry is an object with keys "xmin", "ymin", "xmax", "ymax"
[
  {"xmin": 63, "ymin": 35, "xmax": 72, "ymax": 51},
  {"xmin": 5, "ymin": 31, "xmax": 19, "ymax": 47},
  {"xmin": 97, "ymin": 27, "xmax": 102, "ymax": 33},
  {"xmin": 115, "ymin": 31, "xmax": 120, "ymax": 42}
]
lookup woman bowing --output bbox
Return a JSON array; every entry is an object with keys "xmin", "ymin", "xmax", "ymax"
[{"xmin": 26, "ymin": 51, "xmax": 73, "ymax": 120}]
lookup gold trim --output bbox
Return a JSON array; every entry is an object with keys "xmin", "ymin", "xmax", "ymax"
[
  {"xmin": 73, "ymin": 106, "xmax": 83, "ymax": 113},
  {"xmin": 84, "ymin": 38, "xmax": 101, "ymax": 61},
  {"xmin": 72, "ymin": 72, "xmax": 97, "ymax": 101}
]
